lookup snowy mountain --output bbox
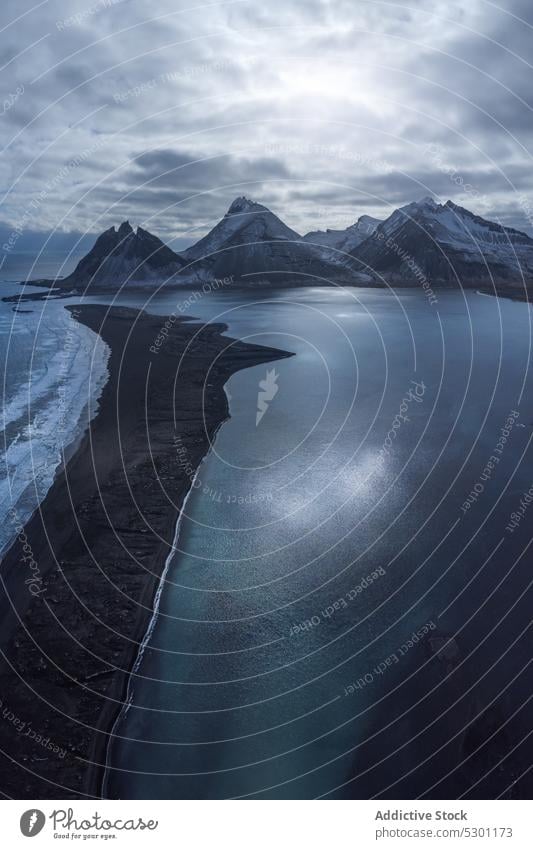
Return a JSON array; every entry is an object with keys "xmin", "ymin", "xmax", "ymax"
[
  {"xmin": 45, "ymin": 197, "xmax": 533, "ymax": 293},
  {"xmin": 351, "ymin": 198, "xmax": 533, "ymax": 286},
  {"xmin": 302, "ymin": 215, "xmax": 381, "ymax": 254},
  {"xmin": 184, "ymin": 197, "xmax": 300, "ymax": 260},
  {"xmin": 183, "ymin": 197, "xmax": 354, "ymax": 283},
  {"xmin": 63, "ymin": 221, "xmax": 185, "ymax": 287}
]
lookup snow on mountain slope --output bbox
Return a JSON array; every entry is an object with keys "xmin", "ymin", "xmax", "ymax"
[
  {"xmin": 303, "ymin": 215, "xmax": 381, "ymax": 255},
  {"xmin": 352, "ymin": 198, "xmax": 533, "ymax": 286},
  {"xmin": 48, "ymin": 197, "xmax": 533, "ymax": 292},
  {"xmin": 183, "ymin": 197, "xmax": 354, "ymax": 283},
  {"xmin": 64, "ymin": 221, "xmax": 185, "ymax": 287},
  {"xmin": 184, "ymin": 197, "xmax": 301, "ymax": 261}
]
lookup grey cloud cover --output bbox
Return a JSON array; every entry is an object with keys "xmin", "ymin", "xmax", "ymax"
[{"xmin": 1, "ymin": 0, "xmax": 532, "ymax": 251}]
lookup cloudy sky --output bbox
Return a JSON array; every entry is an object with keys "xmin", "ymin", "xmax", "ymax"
[{"xmin": 1, "ymin": 0, "xmax": 533, "ymax": 257}]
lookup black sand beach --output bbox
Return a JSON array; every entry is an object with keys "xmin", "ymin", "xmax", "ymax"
[{"xmin": 0, "ymin": 304, "xmax": 292, "ymax": 799}]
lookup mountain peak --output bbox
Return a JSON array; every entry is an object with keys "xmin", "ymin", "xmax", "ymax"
[
  {"xmin": 226, "ymin": 196, "xmax": 264, "ymax": 216},
  {"xmin": 117, "ymin": 220, "xmax": 134, "ymax": 237},
  {"xmin": 65, "ymin": 220, "xmax": 183, "ymax": 286},
  {"xmin": 417, "ymin": 196, "xmax": 440, "ymax": 209},
  {"xmin": 352, "ymin": 194, "xmax": 533, "ymax": 285},
  {"xmin": 445, "ymin": 199, "xmax": 469, "ymax": 214},
  {"xmin": 356, "ymin": 214, "xmax": 381, "ymax": 234}
]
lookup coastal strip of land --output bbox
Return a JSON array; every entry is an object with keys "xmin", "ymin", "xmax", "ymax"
[{"xmin": 0, "ymin": 304, "xmax": 292, "ymax": 799}]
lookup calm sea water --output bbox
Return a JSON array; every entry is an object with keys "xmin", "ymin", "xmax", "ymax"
[
  {"xmin": 0, "ymin": 251, "xmax": 83, "ymax": 284},
  {"xmin": 101, "ymin": 287, "xmax": 533, "ymax": 799},
  {"xmin": 1, "ymin": 275, "xmax": 531, "ymax": 797}
]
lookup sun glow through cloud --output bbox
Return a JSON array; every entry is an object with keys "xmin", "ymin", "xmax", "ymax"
[
  {"xmin": 0, "ymin": 0, "xmax": 531, "ymax": 243},
  {"xmin": 276, "ymin": 63, "xmax": 375, "ymax": 110}
]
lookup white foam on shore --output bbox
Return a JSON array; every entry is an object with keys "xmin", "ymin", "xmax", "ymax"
[{"xmin": 0, "ymin": 304, "xmax": 110, "ymax": 554}]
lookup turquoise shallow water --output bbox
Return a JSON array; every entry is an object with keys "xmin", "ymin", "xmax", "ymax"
[{"xmin": 25, "ymin": 284, "xmax": 526, "ymax": 800}]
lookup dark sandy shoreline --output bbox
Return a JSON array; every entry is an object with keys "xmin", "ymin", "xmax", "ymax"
[{"xmin": 0, "ymin": 303, "xmax": 292, "ymax": 799}]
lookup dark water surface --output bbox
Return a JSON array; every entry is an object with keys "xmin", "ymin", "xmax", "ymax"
[{"xmin": 104, "ymin": 287, "xmax": 533, "ymax": 799}]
